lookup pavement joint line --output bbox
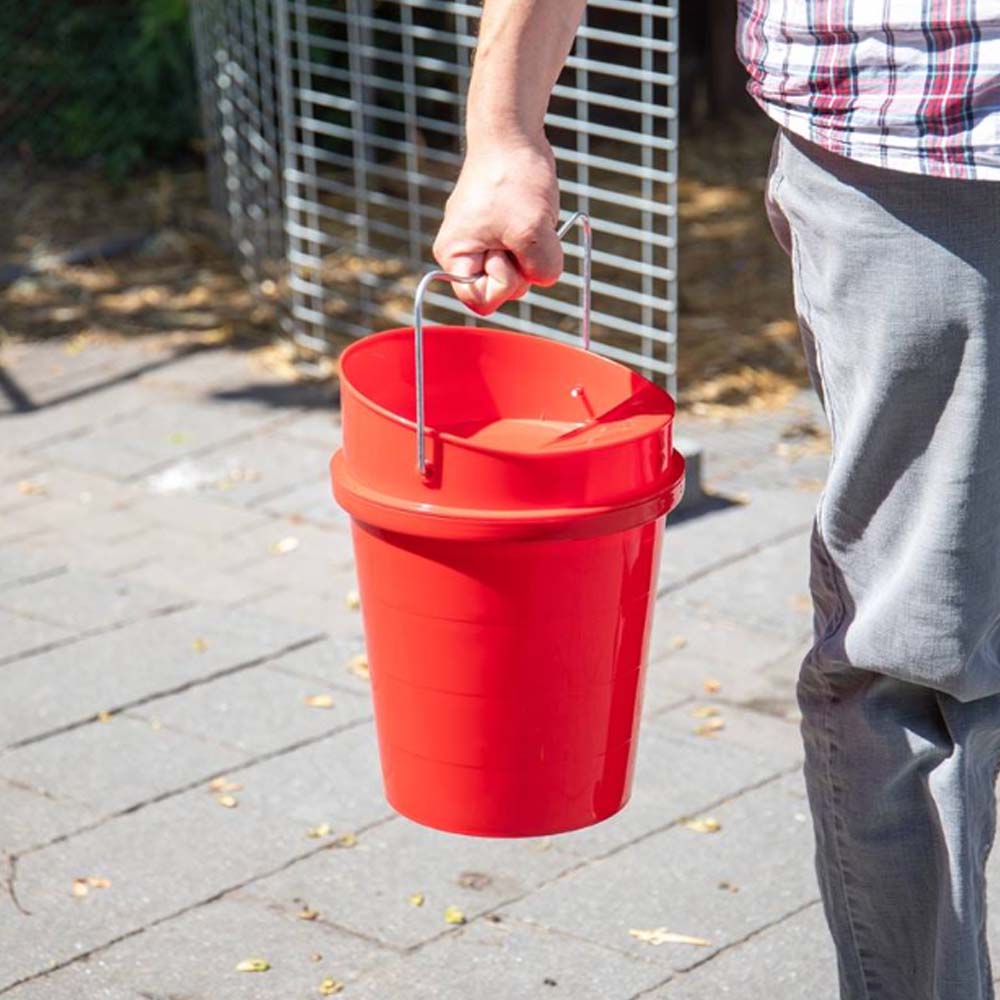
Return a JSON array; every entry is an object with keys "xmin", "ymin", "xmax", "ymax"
[
  {"xmin": 625, "ymin": 898, "xmax": 824, "ymax": 999},
  {"xmin": 0, "ymin": 625, "xmax": 325, "ymax": 753},
  {"xmin": 655, "ymin": 521, "xmax": 813, "ymax": 600},
  {"xmin": 11, "ymin": 698, "xmax": 371, "ymax": 859},
  {"xmin": 0, "ymin": 810, "xmax": 399, "ymax": 996},
  {"xmin": 0, "ymin": 599, "xmax": 196, "ymax": 672},
  {"xmin": 0, "ymin": 564, "xmax": 68, "ymax": 594}
]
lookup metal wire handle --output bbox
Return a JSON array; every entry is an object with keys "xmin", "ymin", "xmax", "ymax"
[{"xmin": 413, "ymin": 211, "xmax": 592, "ymax": 477}]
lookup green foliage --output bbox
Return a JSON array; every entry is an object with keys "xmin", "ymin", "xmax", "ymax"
[{"xmin": 2, "ymin": 0, "xmax": 197, "ymax": 180}]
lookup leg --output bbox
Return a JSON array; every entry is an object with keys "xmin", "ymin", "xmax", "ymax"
[
  {"xmin": 767, "ymin": 130, "xmax": 1000, "ymax": 998},
  {"xmin": 798, "ymin": 651, "xmax": 1000, "ymax": 999}
]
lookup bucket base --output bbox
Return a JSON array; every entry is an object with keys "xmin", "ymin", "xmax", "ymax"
[{"xmin": 379, "ymin": 739, "xmax": 639, "ymax": 838}]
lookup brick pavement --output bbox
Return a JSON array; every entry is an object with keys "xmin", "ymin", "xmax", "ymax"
[{"xmin": 0, "ymin": 335, "xmax": 969, "ymax": 999}]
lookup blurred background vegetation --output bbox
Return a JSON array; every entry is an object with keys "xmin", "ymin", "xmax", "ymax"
[{"xmin": 1, "ymin": 0, "xmax": 197, "ymax": 181}]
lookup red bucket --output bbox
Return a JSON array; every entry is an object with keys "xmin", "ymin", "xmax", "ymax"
[{"xmin": 331, "ymin": 217, "xmax": 685, "ymax": 837}]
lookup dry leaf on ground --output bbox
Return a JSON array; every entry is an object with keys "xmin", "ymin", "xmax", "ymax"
[
  {"xmin": 695, "ymin": 717, "xmax": 725, "ymax": 737},
  {"xmin": 270, "ymin": 536, "xmax": 300, "ymax": 555},
  {"xmin": 457, "ymin": 871, "xmax": 493, "ymax": 891},
  {"xmin": 319, "ymin": 979, "xmax": 345, "ymax": 996},
  {"xmin": 192, "ymin": 637, "xmax": 208, "ymax": 653},
  {"xmin": 691, "ymin": 705, "xmax": 720, "ymax": 719},
  {"xmin": 408, "ymin": 892, "xmax": 425, "ymax": 907},
  {"xmin": 682, "ymin": 816, "xmax": 722, "ymax": 834},
  {"xmin": 96, "ymin": 711, "xmax": 113, "ymax": 723},
  {"xmin": 703, "ymin": 678, "xmax": 722, "ymax": 694},
  {"xmin": 209, "ymin": 778, "xmax": 242, "ymax": 794},
  {"xmin": 305, "ymin": 694, "xmax": 334, "ymax": 709},
  {"xmin": 307, "ymin": 823, "xmax": 332, "ymax": 839},
  {"xmin": 298, "ymin": 907, "xmax": 320, "ymax": 921},
  {"xmin": 628, "ymin": 928, "xmax": 711, "ymax": 947},
  {"xmin": 71, "ymin": 876, "xmax": 111, "ymax": 897},
  {"xmin": 347, "ymin": 654, "xmax": 370, "ymax": 681},
  {"xmin": 16, "ymin": 480, "xmax": 47, "ymax": 496},
  {"xmin": 444, "ymin": 905, "xmax": 466, "ymax": 925},
  {"xmin": 345, "ymin": 589, "xmax": 361, "ymax": 610},
  {"xmin": 235, "ymin": 958, "xmax": 270, "ymax": 973},
  {"xmin": 215, "ymin": 794, "xmax": 238, "ymax": 808},
  {"xmin": 671, "ymin": 635, "xmax": 688, "ymax": 650},
  {"xmin": 333, "ymin": 832, "xmax": 357, "ymax": 848}
]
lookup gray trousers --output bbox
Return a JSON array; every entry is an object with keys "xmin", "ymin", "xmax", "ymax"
[{"xmin": 767, "ymin": 129, "xmax": 1000, "ymax": 1000}]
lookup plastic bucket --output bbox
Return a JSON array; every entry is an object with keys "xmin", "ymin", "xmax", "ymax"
[{"xmin": 331, "ymin": 216, "xmax": 685, "ymax": 837}]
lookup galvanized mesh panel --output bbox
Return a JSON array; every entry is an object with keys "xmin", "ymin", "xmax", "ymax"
[{"xmin": 194, "ymin": 0, "xmax": 677, "ymax": 389}]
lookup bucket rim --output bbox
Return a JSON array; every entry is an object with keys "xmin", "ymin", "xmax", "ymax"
[
  {"xmin": 331, "ymin": 448, "xmax": 685, "ymax": 540},
  {"xmin": 338, "ymin": 325, "xmax": 676, "ymax": 461}
]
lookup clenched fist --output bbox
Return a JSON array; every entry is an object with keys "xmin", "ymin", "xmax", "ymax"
[{"xmin": 432, "ymin": 137, "xmax": 564, "ymax": 316}]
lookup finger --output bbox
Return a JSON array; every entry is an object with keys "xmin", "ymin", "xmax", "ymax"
[{"xmin": 504, "ymin": 219, "xmax": 564, "ymax": 287}]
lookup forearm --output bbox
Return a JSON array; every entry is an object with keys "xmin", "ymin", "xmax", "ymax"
[{"xmin": 467, "ymin": 0, "xmax": 588, "ymax": 149}]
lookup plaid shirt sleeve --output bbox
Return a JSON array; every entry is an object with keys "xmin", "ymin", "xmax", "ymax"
[{"xmin": 737, "ymin": 0, "xmax": 1000, "ymax": 180}]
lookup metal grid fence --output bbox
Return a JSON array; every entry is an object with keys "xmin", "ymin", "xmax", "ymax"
[{"xmin": 193, "ymin": 0, "xmax": 678, "ymax": 390}]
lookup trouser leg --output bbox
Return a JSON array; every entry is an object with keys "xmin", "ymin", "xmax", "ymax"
[{"xmin": 766, "ymin": 129, "xmax": 1000, "ymax": 999}]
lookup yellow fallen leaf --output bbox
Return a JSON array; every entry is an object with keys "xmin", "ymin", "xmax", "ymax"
[
  {"xmin": 16, "ymin": 480, "xmax": 47, "ymax": 496},
  {"xmin": 682, "ymin": 816, "xmax": 721, "ymax": 834},
  {"xmin": 216, "ymin": 794, "xmax": 238, "ymax": 808},
  {"xmin": 691, "ymin": 705, "xmax": 720, "ymax": 719},
  {"xmin": 444, "ymin": 905, "xmax": 466, "ymax": 925},
  {"xmin": 345, "ymin": 589, "xmax": 361, "ymax": 610},
  {"xmin": 408, "ymin": 892, "xmax": 425, "ymax": 907},
  {"xmin": 271, "ymin": 536, "xmax": 300, "ymax": 555},
  {"xmin": 347, "ymin": 654, "xmax": 370, "ymax": 681},
  {"xmin": 167, "ymin": 432, "xmax": 189, "ymax": 446},
  {"xmin": 307, "ymin": 823, "xmax": 333, "ymax": 839},
  {"xmin": 671, "ymin": 634, "xmax": 688, "ymax": 650},
  {"xmin": 695, "ymin": 717, "xmax": 725, "ymax": 736},
  {"xmin": 96, "ymin": 711, "xmax": 113, "ymax": 724},
  {"xmin": 305, "ymin": 694, "xmax": 335, "ymax": 709},
  {"xmin": 192, "ymin": 637, "xmax": 208, "ymax": 653},
  {"xmin": 71, "ymin": 876, "xmax": 111, "ymax": 897},
  {"xmin": 209, "ymin": 778, "xmax": 242, "ymax": 794},
  {"xmin": 334, "ymin": 832, "xmax": 357, "ymax": 848},
  {"xmin": 319, "ymin": 979, "xmax": 345, "ymax": 996},
  {"xmin": 298, "ymin": 907, "xmax": 320, "ymax": 921},
  {"xmin": 628, "ymin": 928, "xmax": 711, "ymax": 947},
  {"xmin": 703, "ymin": 678, "xmax": 722, "ymax": 694},
  {"xmin": 235, "ymin": 958, "xmax": 270, "ymax": 973}
]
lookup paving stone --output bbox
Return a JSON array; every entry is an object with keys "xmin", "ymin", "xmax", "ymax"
[
  {"xmin": 243, "ymin": 587, "xmax": 346, "ymax": 632},
  {"xmin": 225, "ymin": 721, "xmax": 390, "ymax": 831},
  {"xmin": 0, "ymin": 715, "xmax": 250, "ymax": 817},
  {"xmin": 33, "ymin": 431, "xmax": 173, "ymax": 480},
  {"xmin": 0, "ymin": 780, "xmax": 100, "ymax": 855},
  {"xmin": 2, "ymin": 891, "xmax": 391, "ymax": 1000},
  {"xmin": 129, "ymin": 663, "xmax": 370, "ymax": 755},
  {"xmin": 659, "ymin": 487, "xmax": 816, "ymax": 594},
  {"xmin": 142, "ymin": 434, "xmax": 333, "ymax": 506},
  {"xmin": 0, "ymin": 606, "xmax": 73, "ymax": 661},
  {"xmin": 0, "ymin": 451, "xmax": 46, "ymax": 483},
  {"xmin": 0, "ymin": 569, "xmax": 182, "ymax": 631},
  {"xmin": 275, "ymin": 409, "xmax": 343, "ymax": 449},
  {"xmin": 501, "ymin": 772, "xmax": 817, "ymax": 973},
  {"xmin": 648, "ymin": 903, "xmax": 835, "ymax": 998},
  {"xmin": 0, "ymin": 499, "xmax": 150, "ymax": 543},
  {"xmin": 268, "ymin": 635, "xmax": 370, "ymax": 698},
  {"xmin": 0, "ymin": 785, "xmax": 311, "ymax": 989},
  {"xmin": 344, "ymin": 913, "xmax": 669, "ymax": 1000},
  {"xmin": 552, "ymin": 704, "xmax": 800, "ymax": 861},
  {"xmin": 260, "ymin": 478, "xmax": 352, "ymax": 530},
  {"xmin": 670, "ymin": 532, "xmax": 814, "ymax": 640},
  {"xmin": 246, "ymin": 813, "xmax": 578, "ymax": 950},
  {"xmin": 1, "ymin": 605, "xmax": 321, "ymax": 748},
  {"xmin": 0, "ymin": 466, "xmax": 133, "ymax": 513},
  {"xmin": 644, "ymin": 604, "xmax": 800, "ymax": 715},
  {"xmin": 126, "ymin": 492, "xmax": 272, "ymax": 537},
  {"xmin": 121, "ymin": 557, "xmax": 276, "ymax": 606},
  {"xmin": 238, "ymin": 545, "xmax": 357, "ymax": 596}
]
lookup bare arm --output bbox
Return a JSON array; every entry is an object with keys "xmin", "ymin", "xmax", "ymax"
[{"xmin": 432, "ymin": 0, "xmax": 588, "ymax": 315}]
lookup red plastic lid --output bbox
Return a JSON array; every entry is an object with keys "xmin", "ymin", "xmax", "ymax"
[{"xmin": 332, "ymin": 325, "xmax": 685, "ymax": 539}]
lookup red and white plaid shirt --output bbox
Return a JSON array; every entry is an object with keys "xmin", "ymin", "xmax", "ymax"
[{"xmin": 737, "ymin": 1, "xmax": 1000, "ymax": 180}]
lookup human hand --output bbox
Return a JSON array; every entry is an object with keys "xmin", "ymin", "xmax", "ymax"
[{"xmin": 432, "ymin": 137, "xmax": 563, "ymax": 316}]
